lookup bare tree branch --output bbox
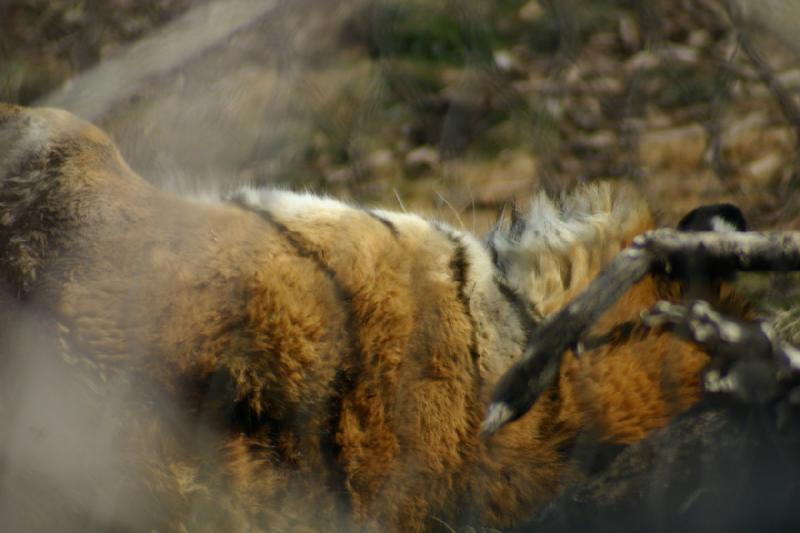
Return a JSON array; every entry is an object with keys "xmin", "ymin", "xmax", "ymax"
[
  {"xmin": 738, "ymin": 33, "xmax": 800, "ymax": 143},
  {"xmin": 642, "ymin": 300, "xmax": 796, "ymax": 401},
  {"xmin": 481, "ymin": 229, "xmax": 800, "ymax": 437}
]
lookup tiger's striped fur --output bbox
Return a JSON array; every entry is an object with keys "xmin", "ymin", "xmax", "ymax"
[{"xmin": 0, "ymin": 103, "xmax": 748, "ymax": 531}]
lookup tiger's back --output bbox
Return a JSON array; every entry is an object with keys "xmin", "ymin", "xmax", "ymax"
[{"xmin": 0, "ymin": 103, "xmax": 746, "ymax": 531}]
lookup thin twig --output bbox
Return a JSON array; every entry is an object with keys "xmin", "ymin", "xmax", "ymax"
[
  {"xmin": 435, "ymin": 190, "xmax": 465, "ymax": 231},
  {"xmin": 643, "ymin": 299, "xmax": 800, "ymax": 404},
  {"xmin": 392, "ymin": 188, "xmax": 408, "ymax": 213},
  {"xmin": 428, "ymin": 516, "xmax": 457, "ymax": 533},
  {"xmin": 706, "ymin": 40, "xmax": 740, "ymax": 183},
  {"xmin": 738, "ymin": 33, "xmax": 800, "ymax": 142}
]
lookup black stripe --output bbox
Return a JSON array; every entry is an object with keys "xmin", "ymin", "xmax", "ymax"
[
  {"xmin": 434, "ymin": 224, "xmax": 482, "ymax": 371},
  {"xmin": 494, "ymin": 277, "xmax": 540, "ymax": 343},
  {"xmin": 486, "ymin": 230, "xmax": 540, "ymax": 343},
  {"xmin": 487, "ymin": 233, "xmax": 504, "ymax": 274},
  {"xmin": 437, "ymin": 228, "xmax": 485, "ymax": 516},
  {"xmin": 449, "ymin": 240, "xmax": 469, "ymax": 292},
  {"xmin": 364, "ymin": 209, "xmax": 399, "ymax": 237},
  {"xmin": 231, "ymin": 199, "xmax": 360, "ymax": 514}
]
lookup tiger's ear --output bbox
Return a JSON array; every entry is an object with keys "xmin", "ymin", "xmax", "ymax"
[{"xmin": 677, "ymin": 203, "xmax": 747, "ymax": 233}]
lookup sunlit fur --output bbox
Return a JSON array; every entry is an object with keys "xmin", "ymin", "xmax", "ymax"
[
  {"xmin": 487, "ymin": 182, "xmax": 654, "ymax": 317},
  {"xmin": 0, "ymin": 104, "xmax": 749, "ymax": 532}
]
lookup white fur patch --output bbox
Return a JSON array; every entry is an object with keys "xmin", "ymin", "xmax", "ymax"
[
  {"xmin": 710, "ymin": 215, "xmax": 738, "ymax": 233},
  {"xmin": 231, "ymin": 187, "xmax": 350, "ymax": 218},
  {"xmin": 488, "ymin": 182, "xmax": 651, "ymax": 316},
  {"xmin": 229, "ymin": 186, "xmax": 436, "ymax": 238}
]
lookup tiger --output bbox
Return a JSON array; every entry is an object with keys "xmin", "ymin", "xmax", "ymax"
[{"xmin": 0, "ymin": 103, "xmax": 750, "ymax": 532}]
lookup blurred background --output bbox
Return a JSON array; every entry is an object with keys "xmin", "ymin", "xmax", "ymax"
[{"xmin": 3, "ymin": 0, "xmax": 800, "ymax": 308}]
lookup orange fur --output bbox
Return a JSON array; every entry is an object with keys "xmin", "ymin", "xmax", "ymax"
[{"xmin": 0, "ymin": 104, "xmax": 751, "ymax": 532}]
